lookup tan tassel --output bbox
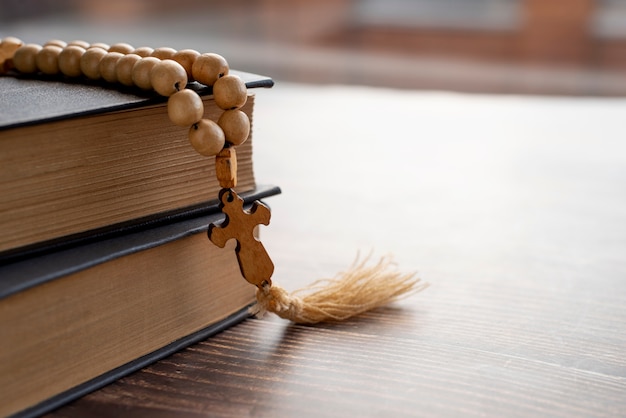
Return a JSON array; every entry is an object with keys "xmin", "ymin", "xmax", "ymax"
[{"xmin": 251, "ymin": 255, "xmax": 428, "ymax": 324}]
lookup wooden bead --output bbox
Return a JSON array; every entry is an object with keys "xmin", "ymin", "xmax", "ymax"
[
  {"xmin": 132, "ymin": 57, "xmax": 160, "ymax": 90},
  {"xmin": 191, "ymin": 53, "xmax": 228, "ymax": 87},
  {"xmin": 80, "ymin": 47, "xmax": 107, "ymax": 80},
  {"xmin": 99, "ymin": 52, "xmax": 124, "ymax": 83},
  {"xmin": 0, "ymin": 37, "xmax": 23, "ymax": 73},
  {"xmin": 172, "ymin": 49, "xmax": 200, "ymax": 81},
  {"xmin": 151, "ymin": 47, "xmax": 177, "ymax": 60},
  {"xmin": 1, "ymin": 36, "xmax": 22, "ymax": 47},
  {"xmin": 213, "ymin": 74, "xmax": 247, "ymax": 110},
  {"xmin": 150, "ymin": 59, "xmax": 187, "ymax": 96},
  {"xmin": 89, "ymin": 42, "xmax": 110, "ymax": 50},
  {"xmin": 115, "ymin": 53, "xmax": 142, "ymax": 86},
  {"xmin": 35, "ymin": 45, "xmax": 63, "ymax": 75},
  {"xmin": 44, "ymin": 39, "xmax": 67, "ymax": 48},
  {"xmin": 12, "ymin": 43, "xmax": 41, "ymax": 73},
  {"xmin": 108, "ymin": 42, "xmax": 134, "ymax": 54},
  {"xmin": 58, "ymin": 45, "xmax": 86, "ymax": 77},
  {"xmin": 215, "ymin": 147, "xmax": 237, "ymax": 188},
  {"xmin": 218, "ymin": 109, "xmax": 250, "ymax": 146},
  {"xmin": 68, "ymin": 40, "xmax": 90, "ymax": 49},
  {"xmin": 132, "ymin": 46, "xmax": 154, "ymax": 57},
  {"xmin": 167, "ymin": 89, "xmax": 204, "ymax": 127},
  {"xmin": 188, "ymin": 119, "xmax": 225, "ymax": 157}
]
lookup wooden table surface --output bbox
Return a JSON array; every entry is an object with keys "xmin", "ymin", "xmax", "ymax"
[{"xmin": 47, "ymin": 84, "xmax": 626, "ymax": 417}]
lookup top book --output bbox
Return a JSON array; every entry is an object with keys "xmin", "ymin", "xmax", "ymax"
[{"xmin": 0, "ymin": 72, "xmax": 273, "ymax": 261}]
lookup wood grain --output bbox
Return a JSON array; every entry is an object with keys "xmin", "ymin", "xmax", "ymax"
[
  {"xmin": 47, "ymin": 84, "xmax": 626, "ymax": 417},
  {"xmin": 48, "ymin": 304, "xmax": 625, "ymax": 418}
]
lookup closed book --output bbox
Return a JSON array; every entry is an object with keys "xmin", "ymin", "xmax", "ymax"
[
  {"xmin": 0, "ymin": 185, "xmax": 280, "ymax": 418},
  {"xmin": 0, "ymin": 72, "xmax": 273, "ymax": 260}
]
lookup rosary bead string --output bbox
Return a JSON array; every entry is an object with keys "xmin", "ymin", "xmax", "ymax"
[
  {"xmin": 1, "ymin": 36, "xmax": 428, "ymax": 324},
  {"xmin": 3, "ymin": 37, "xmax": 250, "ymax": 189}
]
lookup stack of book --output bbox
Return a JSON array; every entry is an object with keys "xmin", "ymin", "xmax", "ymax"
[{"xmin": 0, "ymin": 72, "xmax": 279, "ymax": 417}]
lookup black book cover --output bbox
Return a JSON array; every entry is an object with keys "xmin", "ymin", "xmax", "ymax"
[
  {"xmin": 0, "ymin": 185, "xmax": 281, "ymax": 298},
  {"xmin": 0, "ymin": 71, "xmax": 274, "ymax": 130}
]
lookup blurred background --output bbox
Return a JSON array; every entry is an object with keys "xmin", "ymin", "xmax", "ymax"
[{"xmin": 3, "ymin": 0, "xmax": 626, "ymax": 95}]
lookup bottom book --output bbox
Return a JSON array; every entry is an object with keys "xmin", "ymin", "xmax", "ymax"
[{"xmin": 0, "ymin": 186, "xmax": 280, "ymax": 418}]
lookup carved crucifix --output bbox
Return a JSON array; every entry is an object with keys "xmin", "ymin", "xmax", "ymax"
[{"xmin": 208, "ymin": 189, "xmax": 274, "ymax": 288}]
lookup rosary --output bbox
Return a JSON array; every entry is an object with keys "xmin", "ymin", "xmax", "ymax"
[{"xmin": 1, "ymin": 36, "xmax": 426, "ymax": 324}]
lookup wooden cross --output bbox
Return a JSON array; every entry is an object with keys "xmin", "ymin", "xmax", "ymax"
[{"xmin": 208, "ymin": 189, "xmax": 274, "ymax": 288}]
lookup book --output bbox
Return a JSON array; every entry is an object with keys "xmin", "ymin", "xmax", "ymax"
[
  {"xmin": 0, "ymin": 185, "xmax": 280, "ymax": 418},
  {"xmin": 0, "ymin": 71, "xmax": 274, "ymax": 261}
]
